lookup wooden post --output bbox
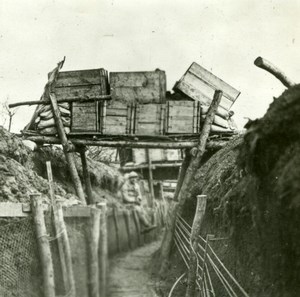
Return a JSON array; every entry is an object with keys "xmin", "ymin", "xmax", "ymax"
[
  {"xmin": 146, "ymin": 148, "xmax": 155, "ymax": 207},
  {"xmin": 88, "ymin": 206, "xmax": 101, "ymax": 297},
  {"xmin": 31, "ymin": 193, "xmax": 55, "ymax": 297},
  {"xmin": 159, "ymin": 90, "xmax": 223, "ymax": 276},
  {"xmin": 49, "ymin": 93, "xmax": 86, "ymax": 204},
  {"xmin": 185, "ymin": 195, "xmax": 207, "ymax": 297},
  {"xmin": 56, "ymin": 203, "xmax": 76, "ymax": 297},
  {"xmin": 98, "ymin": 203, "xmax": 108, "ymax": 297},
  {"xmin": 173, "ymin": 148, "xmax": 191, "ymax": 202},
  {"xmin": 113, "ymin": 208, "xmax": 121, "ymax": 253},
  {"xmin": 78, "ymin": 146, "xmax": 95, "ymax": 205},
  {"xmin": 46, "ymin": 161, "xmax": 69, "ymax": 293},
  {"xmin": 124, "ymin": 209, "xmax": 132, "ymax": 250}
]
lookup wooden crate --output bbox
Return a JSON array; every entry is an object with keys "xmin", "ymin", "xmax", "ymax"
[
  {"xmin": 134, "ymin": 104, "xmax": 165, "ymax": 135},
  {"xmin": 110, "ymin": 70, "xmax": 166, "ymax": 104},
  {"xmin": 173, "ymin": 62, "xmax": 240, "ymax": 112},
  {"xmin": 67, "ymin": 68, "xmax": 109, "ymax": 132},
  {"xmin": 100, "ymin": 101, "xmax": 132, "ymax": 135},
  {"xmin": 166, "ymin": 100, "xmax": 200, "ymax": 134}
]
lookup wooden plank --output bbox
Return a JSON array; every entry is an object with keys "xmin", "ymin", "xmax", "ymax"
[
  {"xmin": 53, "ymin": 69, "xmax": 105, "ymax": 87},
  {"xmin": 176, "ymin": 79, "xmax": 233, "ymax": 111},
  {"xmin": 110, "ymin": 71, "xmax": 166, "ymax": 103},
  {"xmin": 55, "ymin": 85, "xmax": 103, "ymax": 100},
  {"xmin": 188, "ymin": 62, "xmax": 240, "ymax": 101}
]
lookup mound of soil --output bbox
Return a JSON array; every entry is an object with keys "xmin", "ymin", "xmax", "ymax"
[
  {"xmin": 0, "ymin": 126, "xmax": 123, "ymax": 205},
  {"xmin": 164, "ymin": 85, "xmax": 300, "ymax": 297}
]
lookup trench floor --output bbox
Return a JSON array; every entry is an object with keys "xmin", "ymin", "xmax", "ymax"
[{"xmin": 108, "ymin": 240, "xmax": 161, "ymax": 297}]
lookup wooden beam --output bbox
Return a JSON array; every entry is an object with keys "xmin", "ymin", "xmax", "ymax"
[
  {"xmin": 185, "ymin": 195, "xmax": 207, "ymax": 297},
  {"xmin": 254, "ymin": 56, "xmax": 295, "ymax": 88},
  {"xmin": 78, "ymin": 146, "xmax": 95, "ymax": 205},
  {"xmin": 88, "ymin": 206, "xmax": 101, "ymax": 297},
  {"xmin": 146, "ymin": 148, "xmax": 155, "ymax": 207},
  {"xmin": 49, "ymin": 93, "xmax": 86, "ymax": 204},
  {"xmin": 31, "ymin": 193, "xmax": 55, "ymax": 297},
  {"xmin": 25, "ymin": 135, "xmax": 228, "ymax": 150},
  {"xmin": 8, "ymin": 95, "xmax": 112, "ymax": 109},
  {"xmin": 159, "ymin": 90, "xmax": 223, "ymax": 276}
]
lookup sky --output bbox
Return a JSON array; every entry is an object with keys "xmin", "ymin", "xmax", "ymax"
[{"xmin": 0, "ymin": 0, "xmax": 299, "ymax": 132}]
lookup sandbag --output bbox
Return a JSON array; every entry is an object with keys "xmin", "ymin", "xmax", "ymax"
[
  {"xmin": 58, "ymin": 102, "xmax": 70, "ymax": 110},
  {"xmin": 37, "ymin": 117, "xmax": 71, "ymax": 129},
  {"xmin": 39, "ymin": 126, "xmax": 70, "ymax": 135},
  {"xmin": 39, "ymin": 110, "xmax": 53, "ymax": 120},
  {"xmin": 201, "ymin": 105, "xmax": 229, "ymax": 119},
  {"xmin": 58, "ymin": 107, "xmax": 71, "ymax": 116},
  {"xmin": 210, "ymin": 124, "xmax": 232, "ymax": 133},
  {"xmin": 34, "ymin": 116, "xmax": 41, "ymax": 124},
  {"xmin": 201, "ymin": 114, "xmax": 229, "ymax": 129}
]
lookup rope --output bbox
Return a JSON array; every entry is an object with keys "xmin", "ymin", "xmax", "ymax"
[
  {"xmin": 176, "ymin": 218, "xmax": 192, "ymax": 237},
  {"xmin": 175, "ymin": 222, "xmax": 191, "ymax": 244},
  {"xmin": 174, "ymin": 230, "xmax": 190, "ymax": 258},
  {"xmin": 177, "ymin": 215, "xmax": 192, "ymax": 230},
  {"xmin": 207, "ymin": 244, "xmax": 250, "ymax": 297},
  {"xmin": 174, "ymin": 236, "xmax": 189, "ymax": 269},
  {"xmin": 205, "ymin": 263, "xmax": 215, "ymax": 297}
]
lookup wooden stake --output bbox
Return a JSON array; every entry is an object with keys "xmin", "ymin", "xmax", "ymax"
[
  {"xmin": 88, "ymin": 206, "xmax": 101, "ymax": 297},
  {"xmin": 46, "ymin": 161, "xmax": 69, "ymax": 293},
  {"xmin": 254, "ymin": 56, "xmax": 295, "ymax": 88},
  {"xmin": 173, "ymin": 149, "xmax": 191, "ymax": 202},
  {"xmin": 56, "ymin": 203, "xmax": 76, "ymax": 297},
  {"xmin": 98, "ymin": 203, "xmax": 108, "ymax": 297},
  {"xmin": 146, "ymin": 148, "xmax": 155, "ymax": 207},
  {"xmin": 159, "ymin": 90, "xmax": 223, "ymax": 276},
  {"xmin": 30, "ymin": 193, "xmax": 55, "ymax": 297},
  {"xmin": 78, "ymin": 146, "xmax": 95, "ymax": 205},
  {"xmin": 49, "ymin": 93, "xmax": 86, "ymax": 204},
  {"xmin": 185, "ymin": 195, "xmax": 207, "ymax": 297},
  {"xmin": 113, "ymin": 208, "xmax": 121, "ymax": 253}
]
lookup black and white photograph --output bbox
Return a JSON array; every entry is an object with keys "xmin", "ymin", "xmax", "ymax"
[{"xmin": 0, "ymin": 1, "xmax": 299, "ymax": 296}]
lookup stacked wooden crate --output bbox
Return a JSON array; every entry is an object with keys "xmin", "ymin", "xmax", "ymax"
[
  {"xmin": 173, "ymin": 62, "xmax": 240, "ymax": 132},
  {"xmin": 106, "ymin": 70, "xmax": 167, "ymax": 135},
  {"xmin": 53, "ymin": 68, "xmax": 109, "ymax": 132}
]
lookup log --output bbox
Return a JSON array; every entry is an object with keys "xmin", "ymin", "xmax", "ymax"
[
  {"xmin": 56, "ymin": 203, "xmax": 76, "ymax": 297},
  {"xmin": 30, "ymin": 193, "xmax": 55, "ymax": 297},
  {"xmin": 46, "ymin": 162, "xmax": 69, "ymax": 293},
  {"xmin": 87, "ymin": 206, "xmax": 101, "ymax": 297},
  {"xmin": 201, "ymin": 114, "xmax": 229, "ymax": 129},
  {"xmin": 185, "ymin": 195, "xmax": 207, "ymax": 297},
  {"xmin": 173, "ymin": 148, "xmax": 191, "ymax": 202},
  {"xmin": 49, "ymin": 93, "xmax": 86, "ymax": 204},
  {"xmin": 98, "ymin": 203, "xmax": 108, "ymax": 297},
  {"xmin": 78, "ymin": 146, "xmax": 95, "ymax": 205},
  {"xmin": 254, "ymin": 56, "xmax": 295, "ymax": 88},
  {"xmin": 8, "ymin": 95, "xmax": 112, "ymax": 109},
  {"xmin": 146, "ymin": 148, "xmax": 155, "ymax": 207},
  {"xmin": 24, "ymin": 135, "xmax": 229, "ymax": 150},
  {"xmin": 201, "ymin": 105, "xmax": 229, "ymax": 119},
  {"xmin": 159, "ymin": 90, "xmax": 223, "ymax": 276}
]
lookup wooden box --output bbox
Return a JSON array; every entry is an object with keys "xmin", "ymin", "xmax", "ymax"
[
  {"xmin": 173, "ymin": 62, "xmax": 240, "ymax": 113},
  {"xmin": 166, "ymin": 100, "xmax": 200, "ymax": 134},
  {"xmin": 110, "ymin": 70, "xmax": 166, "ymax": 104},
  {"xmin": 100, "ymin": 101, "xmax": 132, "ymax": 135},
  {"xmin": 134, "ymin": 104, "xmax": 165, "ymax": 135},
  {"xmin": 66, "ymin": 68, "xmax": 109, "ymax": 132}
]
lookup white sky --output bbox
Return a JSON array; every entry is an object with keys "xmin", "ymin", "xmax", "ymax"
[{"xmin": 0, "ymin": 0, "xmax": 299, "ymax": 132}]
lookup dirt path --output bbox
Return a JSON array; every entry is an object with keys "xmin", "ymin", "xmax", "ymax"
[{"xmin": 108, "ymin": 240, "xmax": 161, "ymax": 297}]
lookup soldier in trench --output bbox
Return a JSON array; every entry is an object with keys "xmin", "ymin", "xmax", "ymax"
[{"xmin": 121, "ymin": 171, "xmax": 157, "ymax": 233}]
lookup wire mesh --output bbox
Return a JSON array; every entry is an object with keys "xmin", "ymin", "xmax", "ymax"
[{"xmin": 0, "ymin": 218, "xmax": 43, "ymax": 297}]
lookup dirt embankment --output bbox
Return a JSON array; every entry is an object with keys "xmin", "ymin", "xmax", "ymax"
[
  {"xmin": 179, "ymin": 85, "xmax": 300, "ymax": 297},
  {"xmin": 0, "ymin": 126, "xmax": 123, "ymax": 205}
]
